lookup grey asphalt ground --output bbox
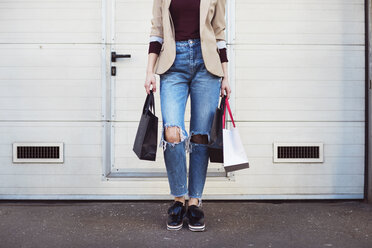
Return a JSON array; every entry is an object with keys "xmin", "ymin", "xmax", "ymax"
[{"xmin": 0, "ymin": 200, "xmax": 371, "ymax": 248}]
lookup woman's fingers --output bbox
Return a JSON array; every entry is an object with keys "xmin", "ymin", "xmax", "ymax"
[
  {"xmin": 151, "ymin": 79, "xmax": 156, "ymax": 93},
  {"xmin": 221, "ymin": 84, "xmax": 231, "ymax": 99},
  {"xmin": 144, "ymin": 73, "xmax": 157, "ymax": 94},
  {"xmin": 226, "ymin": 85, "xmax": 231, "ymax": 99},
  {"xmin": 144, "ymin": 82, "xmax": 150, "ymax": 94},
  {"xmin": 220, "ymin": 86, "xmax": 226, "ymax": 98}
]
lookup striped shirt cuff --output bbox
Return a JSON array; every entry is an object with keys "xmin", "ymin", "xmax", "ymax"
[
  {"xmin": 216, "ymin": 40, "xmax": 227, "ymax": 49},
  {"xmin": 149, "ymin": 36, "xmax": 163, "ymax": 44}
]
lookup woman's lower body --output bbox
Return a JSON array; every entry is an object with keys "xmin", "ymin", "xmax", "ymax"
[{"xmin": 159, "ymin": 38, "xmax": 221, "ymax": 231}]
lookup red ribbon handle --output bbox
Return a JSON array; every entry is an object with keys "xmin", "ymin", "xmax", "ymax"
[{"xmin": 222, "ymin": 97, "xmax": 236, "ymax": 129}]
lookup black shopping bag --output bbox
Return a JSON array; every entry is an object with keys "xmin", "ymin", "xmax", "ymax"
[
  {"xmin": 208, "ymin": 95, "xmax": 226, "ymax": 163},
  {"xmin": 133, "ymin": 90, "xmax": 158, "ymax": 161}
]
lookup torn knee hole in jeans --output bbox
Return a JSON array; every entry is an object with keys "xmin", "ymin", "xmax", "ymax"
[
  {"xmin": 188, "ymin": 131, "xmax": 210, "ymax": 153},
  {"xmin": 158, "ymin": 124, "xmax": 188, "ymax": 152}
]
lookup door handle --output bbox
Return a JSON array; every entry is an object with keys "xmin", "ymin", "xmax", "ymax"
[{"xmin": 111, "ymin": 51, "xmax": 131, "ymax": 62}]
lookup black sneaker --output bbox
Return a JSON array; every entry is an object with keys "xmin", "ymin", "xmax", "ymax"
[
  {"xmin": 166, "ymin": 201, "xmax": 186, "ymax": 231},
  {"xmin": 186, "ymin": 200, "xmax": 205, "ymax": 232}
]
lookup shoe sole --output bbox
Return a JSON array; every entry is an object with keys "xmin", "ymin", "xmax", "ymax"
[
  {"xmin": 166, "ymin": 222, "xmax": 183, "ymax": 231},
  {"xmin": 188, "ymin": 224, "xmax": 205, "ymax": 232}
]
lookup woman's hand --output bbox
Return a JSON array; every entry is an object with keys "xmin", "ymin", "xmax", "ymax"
[
  {"xmin": 220, "ymin": 76, "xmax": 231, "ymax": 99},
  {"xmin": 144, "ymin": 71, "xmax": 157, "ymax": 94}
]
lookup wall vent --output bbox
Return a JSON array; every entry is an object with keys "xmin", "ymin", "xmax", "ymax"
[
  {"xmin": 12, "ymin": 142, "xmax": 64, "ymax": 163},
  {"xmin": 273, "ymin": 143, "xmax": 323, "ymax": 163}
]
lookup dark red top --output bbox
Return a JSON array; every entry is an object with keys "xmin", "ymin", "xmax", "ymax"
[
  {"xmin": 170, "ymin": 0, "xmax": 200, "ymax": 41},
  {"xmin": 148, "ymin": 0, "xmax": 228, "ymax": 63}
]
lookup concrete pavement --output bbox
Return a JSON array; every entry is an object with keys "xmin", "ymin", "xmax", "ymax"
[{"xmin": 0, "ymin": 200, "xmax": 371, "ymax": 248}]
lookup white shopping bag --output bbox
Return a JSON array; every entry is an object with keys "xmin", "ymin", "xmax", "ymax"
[{"xmin": 222, "ymin": 97, "xmax": 249, "ymax": 172}]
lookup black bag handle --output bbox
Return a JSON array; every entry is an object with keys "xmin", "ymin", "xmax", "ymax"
[
  {"xmin": 219, "ymin": 94, "xmax": 226, "ymax": 111},
  {"xmin": 143, "ymin": 90, "xmax": 156, "ymax": 115},
  {"xmin": 220, "ymin": 94, "xmax": 227, "ymax": 126}
]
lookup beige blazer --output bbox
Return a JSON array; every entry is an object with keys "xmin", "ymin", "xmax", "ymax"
[{"xmin": 149, "ymin": 0, "xmax": 227, "ymax": 77}]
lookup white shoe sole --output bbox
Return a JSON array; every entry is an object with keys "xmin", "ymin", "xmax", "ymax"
[
  {"xmin": 166, "ymin": 222, "xmax": 183, "ymax": 231},
  {"xmin": 188, "ymin": 224, "xmax": 205, "ymax": 232}
]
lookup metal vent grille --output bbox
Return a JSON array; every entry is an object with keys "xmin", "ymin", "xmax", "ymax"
[
  {"xmin": 273, "ymin": 143, "xmax": 323, "ymax": 163},
  {"xmin": 13, "ymin": 142, "xmax": 64, "ymax": 163},
  {"xmin": 278, "ymin": 146, "xmax": 319, "ymax": 159},
  {"xmin": 17, "ymin": 146, "xmax": 60, "ymax": 159}
]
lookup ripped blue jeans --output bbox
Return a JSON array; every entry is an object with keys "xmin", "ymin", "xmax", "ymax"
[{"xmin": 159, "ymin": 38, "xmax": 221, "ymax": 201}]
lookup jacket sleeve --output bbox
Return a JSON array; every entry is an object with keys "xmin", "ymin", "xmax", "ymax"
[
  {"xmin": 212, "ymin": 0, "xmax": 226, "ymax": 41},
  {"xmin": 212, "ymin": 0, "xmax": 228, "ymax": 62},
  {"xmin": 148, "ymin": 0, "xmax": 163, "ymax": 54},
  {"xmin": 149, "ymin": 0, "xmax": 163, "ymax": 40}
]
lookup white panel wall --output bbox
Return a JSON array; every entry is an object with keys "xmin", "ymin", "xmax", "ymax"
[
  {"xmin": 0, "ymin": 0, "xmax": 101, "ymax": 44},
  {"xmin": 230, "ymin": 0, "xmax": 365, "ymax": 198},
  {"xmin": 0, "ymin": 44, "xmax": 102, "ymax": 121},
  {"xmin": 0, "ymin": 0, "xmax": 107, "ymax": 198},
  {"xmin": 0, "ymin": 0, "xmax": 102, "ymax": 120}
]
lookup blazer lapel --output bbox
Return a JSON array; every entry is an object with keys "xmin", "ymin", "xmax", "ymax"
[{"xmin": 199, "ymin": 0, "xmax": 211, "ymax": 34}]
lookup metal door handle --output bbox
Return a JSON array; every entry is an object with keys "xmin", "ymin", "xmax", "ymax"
[{"xmin": 111, "ymin": 51, "xmax": 131, "ymax": 62}]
